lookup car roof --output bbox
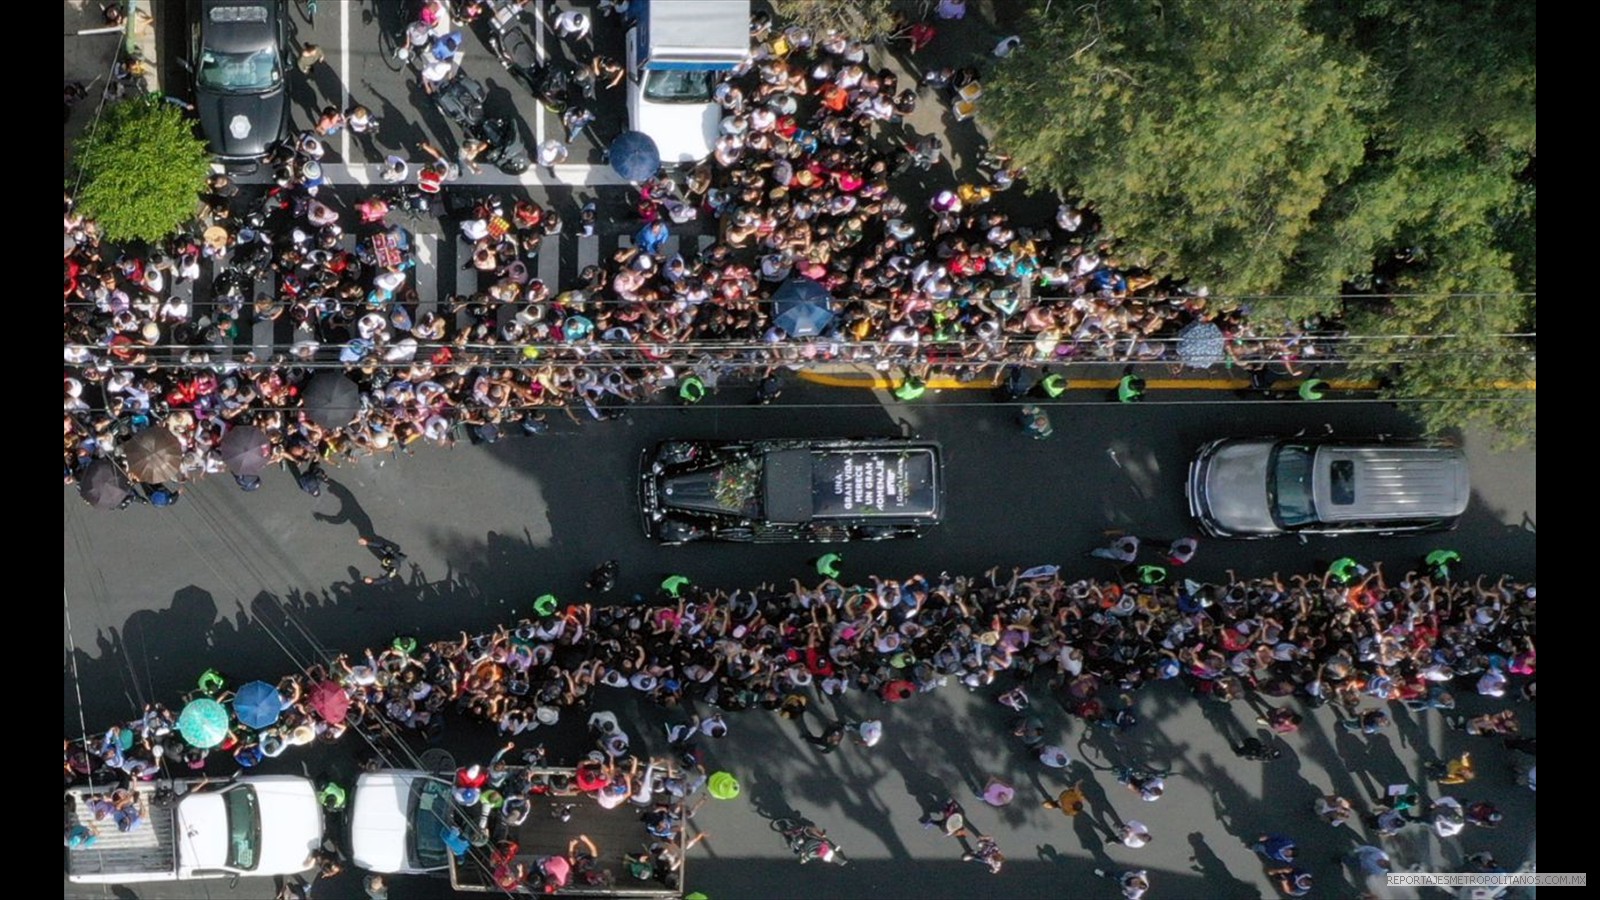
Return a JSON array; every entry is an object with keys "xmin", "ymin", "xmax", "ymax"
[
  {"xmin": 762, "ymin": 449, "xmax": 813, "ymax": 523},
  {"xmin": 1312, "ymin": 445, "xmax": 1469, "ymax": 523}
]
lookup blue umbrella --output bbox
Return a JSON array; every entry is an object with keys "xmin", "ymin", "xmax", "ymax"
[
  {"xmin": 771, "ymin": 277, "xmax": 836, "ymax": 338},
  {"xmin": 232, "ymin": 680, "xmax": 281, "ymax": 730},
  {"xmin": 609, "ymin": 131, "xmax": 660, "ymax": 182}
]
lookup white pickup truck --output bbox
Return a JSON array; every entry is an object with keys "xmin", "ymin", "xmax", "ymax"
[
  {"xmin": 626, "ymin": 0, "xmax": 750, "ymax": 163},
  {"xmin": 65, "ymin": 776, "xmax": 325, "ymax": 884}
]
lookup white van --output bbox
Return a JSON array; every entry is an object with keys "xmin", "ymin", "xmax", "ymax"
[{"xmin": 1188, "ymin": 437, "xmax": 1470, "ymax": 538}]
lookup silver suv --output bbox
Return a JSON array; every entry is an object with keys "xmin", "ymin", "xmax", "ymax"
[{"xmin": 1187, "ymin": 437, "xmax": 1469, "ymax": 538}]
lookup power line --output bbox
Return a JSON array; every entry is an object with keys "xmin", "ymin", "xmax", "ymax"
[
  {"xmin": 63, "ymin": 394, "xmax": 1538, "ymax": 418},
  {"xmin": 60, "ymin": 289, "xmax": 1540, "ymax": 309}
]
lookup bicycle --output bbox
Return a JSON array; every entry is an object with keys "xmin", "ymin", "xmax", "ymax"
[
  {"xmin": 772, "ymin": 818, "xmax": 848, "ymax": 866},
  {"xmin": 298, "ymin": 0, "xmax": 317, "ymax": 28},
  {"xmin": 379, "ymin": 19, "xmax": 416, "ymax": 72}
]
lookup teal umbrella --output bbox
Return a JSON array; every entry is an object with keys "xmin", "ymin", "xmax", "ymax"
[{"xmin": 178, "ymin": 698, "xmax": 230, "ymax": 748}]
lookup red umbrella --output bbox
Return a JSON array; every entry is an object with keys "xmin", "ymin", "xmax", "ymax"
[{"xmin": 308, "ymin": 681, "xmax": 350, "ymax": 723}]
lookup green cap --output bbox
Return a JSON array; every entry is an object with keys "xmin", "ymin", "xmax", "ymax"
[
  {"xmin": 197, "ymin": 669, "xmax": 226, "ymax": 694},
  {"xmin": 1328, "ymin": 557, "xmax": 1360, "ymax": 582},
  {"xmin": 317, "ymin": 782, "xmax": 347, "ymax": 810},
  {"xmin": 534, "ymin": 594, "xmax": 559, "ymax": 616},
  {"xmin": 893, "ymin": 377, "xmax": 926, "ymax": 400},
  {"xmin": 708, "ymin": 771, "xmax": 740, "ymax": 800}
]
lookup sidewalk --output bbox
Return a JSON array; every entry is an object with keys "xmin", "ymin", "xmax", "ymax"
[{"xmin": 62, "ymin": 0, "xmax": 161, "ymax": 163}]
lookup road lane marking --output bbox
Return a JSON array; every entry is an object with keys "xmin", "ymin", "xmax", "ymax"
[
  {"xmin": 340, "ymin": 0, "xmax": 350, "ymax": 162},
  {"xmin": 534, "ymin": 0, "xmax": 547, "ymax": 147}
]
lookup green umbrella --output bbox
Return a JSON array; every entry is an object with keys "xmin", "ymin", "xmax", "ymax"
[{"xmin": 178, "ymin": 697, "xmax": 230, "ymax": 748}]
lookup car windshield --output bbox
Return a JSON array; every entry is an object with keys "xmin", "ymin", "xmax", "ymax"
[
  {"xmin": 643, "ymin": 68, "xmax": 713, "ymax": 102},
  {"xmin": 224, "ymin": 787, "xmax": 261, "ymax": 870},
  {"xmin": 409, "ymin": 778, "xmax": 453, "ymax": 870},
  {"xmin": 1269, "ymin": 444, "xmax": 1317, "ymax": 527},
  {"xmin": 197, "ymin": 47, "xmax": 280, "ymax": 91}
]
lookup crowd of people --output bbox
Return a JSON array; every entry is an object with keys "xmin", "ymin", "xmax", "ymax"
[
  {"xmin": 66, "ymin": 559, "xmax": 1535, "ymax": 892},
  {"xmin": 64, "ymin": 1, "xmax": 1337, "ymax": 494}
]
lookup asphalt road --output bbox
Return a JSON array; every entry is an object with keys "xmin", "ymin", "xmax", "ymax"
[{"xmin": 64, "ymin": 385, "xmax": 1536, "ymax": 899}]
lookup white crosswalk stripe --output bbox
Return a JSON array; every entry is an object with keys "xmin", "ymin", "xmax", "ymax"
[
  {"xmin": 212, "ymin": 162, "xmax": 635, "ymax": 188},
  {"xmin": 186, "ymin": 231, "xmax": 717, "ymax": 364}
]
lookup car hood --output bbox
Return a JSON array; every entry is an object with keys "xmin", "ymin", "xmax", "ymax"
[
  {"xmin": 633, "ymin": 98, "xmax": 717, "ymax": 164},
  {"xmin": 196, "ymin": 83, "xmax": 286, "ymax": 160},
  {"xmin": 1201, "ymin": 440, "xmax": 1279, "ymax": 534}
]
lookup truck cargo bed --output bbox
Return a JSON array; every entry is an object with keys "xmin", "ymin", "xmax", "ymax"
[{"xmin": 65, "ymin": 786, "xmax": 177, "ymax": 882}]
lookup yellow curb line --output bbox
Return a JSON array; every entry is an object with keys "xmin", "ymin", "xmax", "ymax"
[
  {"xmin": 796, "ymin": 372, "xmax": 1536, "ymax": 392},
  {"xmin": 795, "ymin": 372, "xmax": 1382, "ymax": 391}
]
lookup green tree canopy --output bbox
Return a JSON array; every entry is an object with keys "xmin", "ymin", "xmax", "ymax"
[
  {"xmin": 768, "ymin": 0, "xmax": 906, "ymax": 39},
  {"xmin": 70, "ymin": 96, "xmax": 212, "ymax": 243},
  {"xmin": 986, "ymin": 0, "xmax": 1376, "ymax": 295},
  {"xmin": 984, "ymin": 0, "xmax": 1535, "ymax": 443}
]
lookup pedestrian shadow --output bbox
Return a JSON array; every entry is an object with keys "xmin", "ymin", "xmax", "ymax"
[
  {"xmin": 312, "ymin": 476, "xmax": 378, "ymax": 540},
  {"xmin": 1186, "ymin": 831, "xmax": 1260, "ymax": 899},
  {"xmin": 929, "ymin": 713, "xmax": 986, "ymax": 795}
]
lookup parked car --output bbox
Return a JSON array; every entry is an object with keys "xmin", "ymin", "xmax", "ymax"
[
  {"xmin": 190, "ymin": 0, "xmax": 289, "ymax": 164},
  {"xmin": 1187, "ymin": 437, "xmax": 1469, "ymax": 538},
  {"xmin": 641, "ymin": 438, "xmax": 944, "ymax": 543}
]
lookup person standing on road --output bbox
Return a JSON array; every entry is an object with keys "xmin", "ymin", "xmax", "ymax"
[
  {"xmin": 537, "ymin": 139, "xmax": 570, "ymax": 173},
  {"xmin": 1249, "ymin": 833, "xmax": 1297, "ymax": 865},
  {"xmin": 298, "ymin": 43, "xmax": 325, "ymax": 75},
  {"xmin": 1166, "ymin": 537, "xmax": 1199, "ymax": 566},
  {"xmin": 961, "ymin": 835, "xmax": 1004, "ymax": 874},
  {"xmin": 562, "ymin": 105, "xmax": 596, "ymax": 143},
  {"xmin": 1041, "ymin": 780, "xmax": 1087, "ymax": 817},
  {"xmin": 635, "ymin": 220, "xmax": 670, "ymax": 257},
  {"xmin": 551, "ymin": 7, "xmax": 592, "ymax": 44},
  {"xmin": 1118, "ymin": 821, "xmax": 1152, "ymax": 848},
  {"xmin": 1092, "ymin": 868, "xmax": 1150, "ymax": 900},
  {"xmin": 347, "ymin": 105, "xmax": 378, "ymax": 136},
  {"xmin": 1091, "ymin": 535, "xmax": 1140, "ymax": 563},
  {"xmin": 379, "ymin": 155, "xmax": 409, "ymax": 184},
  {"xmin": 359, "ymin": 536, "xmax": 407, "ymax": 586}
]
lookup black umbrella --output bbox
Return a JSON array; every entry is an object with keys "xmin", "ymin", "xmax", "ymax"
[
  {"xmin": 609, "ymin": 131, "xmax": 661, "ymax": 183},
  {"xmin": 218, "ymin": 425, "xmax": 272, "ymax": 476},
  {"xmin": 771, "ymin": 277, "xmax": 837, "ymax": 338},
  {"xmin": 300, "ymin": 375, "xmax": 362, "ymax": 430},
  {"xmin": 123, "ymin": 426, "xmax": 184, "ymax": 484},
  {"xmin": 79, "ymin": 460, "xmax": 128, "ymax": 510}
]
